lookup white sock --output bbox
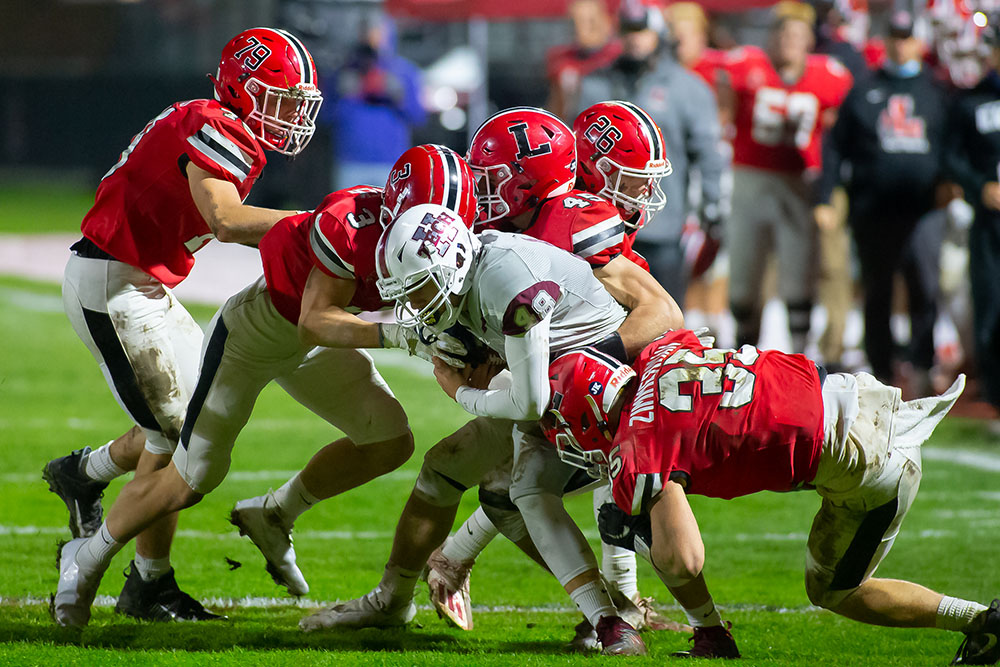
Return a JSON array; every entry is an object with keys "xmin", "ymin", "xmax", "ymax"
[
  {"xmin": 76, "ymin": 522, "xmax": 124, "ymax": 577},
  {"xmin": 937, "ymin": 596, "xmax": 989, "ymax": 632},
  {"xmin": 682, "ymin": 597, "xmax": 723, "ymax": 628},
  {"xmin": 134, "ymin": 552, "xmax": 172, "ymax": 582},
  {"xmin": 83, "ymin": 442, "xmax": 126, "ymax": 482},
  {"xmin": 373, "ymin": 562, "xmax": 421, "ymax": 609},
  {"xmin": 442, "ymin": 507, "xmax": 499, "ymax": 563},
  {"xmin": 602, "ymin": 543, "xmax": 639, "ymax": 601},
  {"xmin": 570, "ymin": 579, "xmax": 618, "ymax": 628},
  {"xmin": 270, "ymin": 474, "xmax": 320, "ymax": 528}
]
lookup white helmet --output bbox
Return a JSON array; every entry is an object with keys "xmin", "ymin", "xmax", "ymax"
[{"xmin": 376, "ymin": 203, "xmax": 481, "ymax": 331}]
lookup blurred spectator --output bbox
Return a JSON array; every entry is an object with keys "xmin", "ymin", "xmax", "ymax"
[
  {"xmin": 323, "ymin": 12, "xmax": 426, "ymax": 190},
  {"xmin": 817, "ymin": 12, "xmax": 949, "ymax": 392},
  {"xmin": 577, "ymin": 2, "xmax": 725, "ymax": 302},
  {"xmin": 814, "ymin": 0, "xmax": 871, "ymax": 80},
  {"xmin": 545, "ymin": 0, "xmax": 622, "ymax": 120},
  {"xmin": 947, "ymin": 24, "xmax": 1000, "ymax": 423},
  {"xmin": 719, "ymin": 1, "xmax": 852, "ymax": 354},
  {"xmin": 663, "ymin": 1, "xmax": 736, "ymax": 348}
]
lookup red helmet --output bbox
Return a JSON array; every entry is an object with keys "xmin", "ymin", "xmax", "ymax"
[
  {"xmin": 543, "ymin": 348, "xmax": 636, "ymax": 472},
  {"xmin": 211, "ymin": 27, "xmax": 323, "ymax": 156},
  {"xmin": 574, "ymin": 101, "xmax": 672, "ymax": 230},
  {"xmin": 382, "ymin": 144, "xmax": 478, "ymax": 229},
  {"xmin": 466, "ymin": 106, "xmax": 577, "ymax": 225}
]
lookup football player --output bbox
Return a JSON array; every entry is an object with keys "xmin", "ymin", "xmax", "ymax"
[
  {"xmin": 44, "ymin": 27, "xmax": 323, "ymax": 621},
  {"xmin": 298, "ymin": 203, "xmax": 670, "ymax": 656},
  {"xmin": 717, "ymin": 1, "xmax": 852, "ymax": 353},
  {"xmin": 426, "ymin": 103, "xmax": 682, "ymax": 639},
  {"xmin": 542, "ymin": 332, "xmax": 996, "ymax": 663},
  {"xmin": 51, "ymin": 146, "xmax": 477, "ymax": 627},
  {"xmin": 228, "ymin": 143, "xmax": 479, "ymax": 596}
]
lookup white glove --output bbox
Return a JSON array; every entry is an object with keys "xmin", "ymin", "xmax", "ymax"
[
  {"xmin": 691, "ymin": 326, "xmax": 716, "ymax": 348},
  {"xmin": 378, "ymin": 323, "xmax": 467, "ymax": 368}
]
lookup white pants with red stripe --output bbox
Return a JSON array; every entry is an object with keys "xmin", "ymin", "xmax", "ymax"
[
  {"xmin": 62, "ymin": 253, "xmax": 203, "ymax": 455},
  {"xmin": 171, "ymin": 276, "xmax": 410, "ymax": 495}
]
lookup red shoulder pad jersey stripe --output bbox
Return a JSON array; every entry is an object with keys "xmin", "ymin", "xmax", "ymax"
[
  {"xmin": 525, "ymin": 190, "xmax": 626, "ymax": 267},
  {"xmin": 609, "ymin": 330, "xmax": 825, "ymax": 513},
  {"xmin": 259, "ymin": 187, "xmax": 388, "ymax": 324},
  {"xmin": 81, "ymin": 99, "xmax": 266, "ymax": 287}
]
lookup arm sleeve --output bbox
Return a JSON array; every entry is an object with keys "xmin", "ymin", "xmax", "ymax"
[
  {"xmin": 944, "ymin": 98, "xmax": 989, "ymax": 206},
  {"xmin": 456, "ymin": 316, "xmax": 551, "ymax": 420}
]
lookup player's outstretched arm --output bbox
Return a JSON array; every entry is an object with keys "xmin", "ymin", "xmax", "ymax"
[
  {"xmin": 593, "ymin": 255, "xmax": 684, "ymax": 358},
  {"xmin": 187, "ymin": 162, "xmax": 296, "ymax": 245},
  {"xmin": 298, "ymin": 266, "xmax": 381, "ymax": 348}
]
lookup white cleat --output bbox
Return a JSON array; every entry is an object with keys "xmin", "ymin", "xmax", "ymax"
[
  {"xmin": 52, "ymin": 538, "xmax": 100, "ymax": 627},
  {"xmin": 230, "ymin": 493, "xmax": 308, "ymax": 597},
  {"xmin": 426, "ymin": 547, "xmax": 474, "ymax": 631},
  {"xmin": 299, "ymin": 589, "xmax": 416, "ymax": 631}
]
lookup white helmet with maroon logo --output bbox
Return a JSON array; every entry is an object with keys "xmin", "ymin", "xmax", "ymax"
[{"xmin": 376, "ymin": 204, "xmax": 481, "ymax": 331}]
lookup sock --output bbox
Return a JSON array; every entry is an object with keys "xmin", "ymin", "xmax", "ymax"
[
  {"xmin": 76, "ymin": 522, "xmax": 124, "ymax": 577},
  {"xmin": 936, "ymin": 596, "xmax": 989, "ymax": 632},
  {"xmin": 682, "ymin": 597, "xmax": 723, "ymax": 628},
  {"xmin": 134, "ymin": 552, "xmax": 172, "ymax": 582},
  {"xmin": 84, "ymin": 442, "xmax": 126, "ymax": 482},
  {"xmin": 373, "ymin": 562, "xmax": 421, "ymax": 609},
  {"xmin": 601, "ymin": 543, "xmax": 639, "ymax": 602},
  {"xmin": 570, "ymin": 579, "xmax": 618, "ymax": 628},
  {"xmin": 270, "ymin": 474, "xmax": 320, "ymax": 528},
  {"xmin": 442, "ymin": 507, "xmax": 499, "ymax": 563}
]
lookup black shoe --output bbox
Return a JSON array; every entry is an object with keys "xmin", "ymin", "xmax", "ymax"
[
  {"xmin": 115, "ymin": 562, "xmax": 226, "ymax": 622},
  {"xmin": 43, "ymin": 447, "xmax": 109, "ymax": 538},
  {"xmin": 672, "ymin": 621, "xmax": 741, "ymax": 659},
  {"xmin": 953, "ymin": 599, "xmax": 1000, "ymax": 665}
]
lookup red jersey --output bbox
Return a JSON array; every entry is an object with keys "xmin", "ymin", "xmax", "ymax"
[
  {"xmin": 724, "ymin": 46, "xmax": 852, "ymax": 172},
  {"xmin": 546, "ymin": 40, "xmax": 623, "ymax": 89},
  {"xmin": 496, "ymin": 190, "xmax": 627, "ymax": 268},
  {"xmin": 609, "ymin": 330, "xmax": 824, "ymax": 514},
  {"xmin": 81, "ymin": 99, "xmax": 266, "ymax": 287},
  {"xmin": 689, "ymin": 48, "xmax": 726, "ymax": 90},
  {"xmin": 259, "ymin": 187, "xmax": 387, "ymax": 325}
]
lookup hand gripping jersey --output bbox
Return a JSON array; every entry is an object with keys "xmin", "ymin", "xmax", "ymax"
[
  {"xmin": 259, "ymin": 186, "xmax": 387, "ymax": 324},
  {"xmin": 81, "ymin": 99, "xmax": 266, "ymax": 287},
  {"xmin": 724, "ymin": 46, "xmax": 852, "ymax": 173},
  {"xmin": 610, "ymin": 329, "xmax": 825, "ymax": 514},
  {"xmin": 484, "ymin": 189, "xmax": 630, "ymax": 269},
  {"xmin": 460, "ymin": 231, "xmax": 627, "ymax": 360}
]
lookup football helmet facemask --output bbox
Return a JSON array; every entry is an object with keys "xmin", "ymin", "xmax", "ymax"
[
  {"xmin": 543, "ymin": 348, "xmax": 636, "ymax": 472},
  {"xmin": 466, "ymin": 107, "xmax": 577, "ymax": 226},
  {"xmin": 212, "ymin": 27, "xmax": 323, "ymax": 156},
  {"xmin": 376, "ymin": 204, "xmax": 481, "ymax": 332},
  {"xmin": 381, "ymin": 145, "xmax": 478, "ymax": 228},
  {"xmin": 574, "ymin": 101, "xmax": 672, "ymax": 230}
]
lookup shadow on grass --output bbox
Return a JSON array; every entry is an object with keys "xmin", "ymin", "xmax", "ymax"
[{"xmin": 0, "ymin": 611, "xmax": 574, "ymax": 657}]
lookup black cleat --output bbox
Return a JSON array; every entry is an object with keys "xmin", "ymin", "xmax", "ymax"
[
  {"xmin": 672, "ymin": 621, "xmax": 741, "ymax": 659},
  {"xmin": 953, "ymin": 599, "xmax": 1000, "ymax": 665},
  {"xmin": 115, "ymin": 562, "xmax": 226, "ymax": 622},
  {"xmin": 43, "ymin": 447, "xmax": 108, "ymax": 538}
]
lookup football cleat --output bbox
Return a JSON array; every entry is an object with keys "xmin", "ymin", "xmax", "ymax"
[
  {"xmin": 230, "ymin": 493, "xmax": 308, "ymax": 596},
  {"xmin": 952, "ymin": 599, "xmax": 1000, "ymax": 665},
  {"xmin": 595, "ymin": 615, "xmax": 648, "ymax": 656},
  {"xmin": 52, "ymin": 538, "xmax": 100, "ymax": 627},
  {"xmin": 114, "ymin": 562, "xmax": 225, "ymax": 622},
  {"xmin": 426, "ymin": 546, "xmax": 474, "ymax": 630},
  {"xmin": 569, "ymin": 618, "xmax": 600, "ymax": 653},
  {"xmin": 611, "ymin": 590, "xmax": 693, "ymax": 633},
  {"xmin": 672, "ymin": 621, "xmax": 741, "ymax": 659},
  {"xmin": 43, "ymin": 447, "xmax": 109, "ymax": 539},
  {"xmin": 298, "ymin": 589, "xmax": 416, "ymax": 631}
]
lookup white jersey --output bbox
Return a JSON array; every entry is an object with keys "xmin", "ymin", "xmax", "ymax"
[{"xmin": 459, "ymin": 231, "xmax": 627, "ymax": 358}]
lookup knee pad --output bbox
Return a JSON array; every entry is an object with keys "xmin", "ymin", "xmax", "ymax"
[
  {"xmin": 413, "ymin": 464, "xmax": 466, "ymax": 508},
  {"xmin": 479, "ymin": 488, "xmax": 527, "ymax": 542}
]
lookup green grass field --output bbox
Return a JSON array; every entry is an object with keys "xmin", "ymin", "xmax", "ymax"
[{"xmin": 1, "ymin": 185, "xmax": 999, "ymax": 665}]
